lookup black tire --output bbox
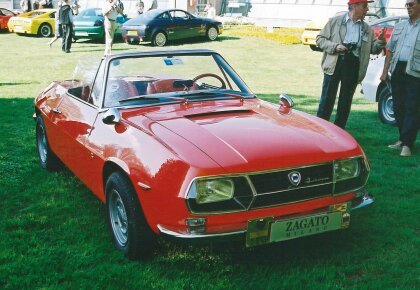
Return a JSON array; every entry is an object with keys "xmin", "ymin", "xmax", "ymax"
[
  {"xmin": 36, "ymin": 115, "xmax": 61, "ymax": 171},
  {"xmin": 309, "ymin": 45, "xmax": 322, "ymax": 52},
  {"xmin": 38, "ymin": 23, "xmax": 52, "ymax": 37},
  {"xmin": 378, "ymin": 86, "xmax": 396, "ymax": 125},
  {"xmin": 152, "ymin": 31, "xmax": 167, "ymax": 47},
  {"xmin": 105, "ymin": 172, "xmax": 156, "ymax": 260},
  {"xmin": 206, "ymin": 26, "xmax": 218, "ymax": 41}
]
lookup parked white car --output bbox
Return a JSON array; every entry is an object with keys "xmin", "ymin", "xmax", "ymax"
[{"xmin": 361, "ymin": 52, "xmax": 395, "ymax": 125}]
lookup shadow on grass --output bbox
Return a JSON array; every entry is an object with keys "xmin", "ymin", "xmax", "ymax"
[{"xmin": 0, "ymin": 81, "xmax": 34, "ymax": 87}]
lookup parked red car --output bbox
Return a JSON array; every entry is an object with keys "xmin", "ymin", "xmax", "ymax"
[
  {"xmin": 369, "ymin": 15, "xmax": 408, "ymax": 42},
  {"xmin": 0, "ymin": 8, "xmax": 17, "ymax": 30},
  {"xmin": 34, "ymin": 50, "xmax": 373, "ymax": 259}
]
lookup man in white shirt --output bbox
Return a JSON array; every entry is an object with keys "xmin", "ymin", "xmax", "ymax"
[{"xmin": 102, "ymin": 0, "xmax": 123, "ymax": 56}]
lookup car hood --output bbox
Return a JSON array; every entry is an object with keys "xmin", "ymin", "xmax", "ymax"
[{"xmin": 125, "ymin": 100, "xmax": 361, "ymax": 172}]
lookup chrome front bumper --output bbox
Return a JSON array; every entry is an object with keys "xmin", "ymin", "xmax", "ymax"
[{"xmin": 158, "ymin": 193, "xmax": 375, "ymax": 239}]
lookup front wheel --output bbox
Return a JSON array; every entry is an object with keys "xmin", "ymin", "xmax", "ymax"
[
  {"xmin": 106, "ymin": 172, "xmax": 156, "ymax": 260},
  {"xmin": 206, "ymin": 26, "xmax": 218, "ymax": 41},
  {"xmin": 38, "ymin": 23, "xmax": 52, "ymax": 37},
  {"xmin": 152, "ymin": 31, "xmax": 167, "ymax": 47},
  {"xmin": 378, "ymin": 86, "xmax": 396, "ymax": 125}
]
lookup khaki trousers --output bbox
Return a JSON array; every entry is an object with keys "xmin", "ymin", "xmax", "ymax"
[{"xmin": 104, "ymin": 17, "xmax": 116, "ymax": 55}]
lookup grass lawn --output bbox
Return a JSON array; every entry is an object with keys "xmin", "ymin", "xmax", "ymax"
[{"xmin": 0, "ymin": 32, "xmax": 419, "ymax": 289}]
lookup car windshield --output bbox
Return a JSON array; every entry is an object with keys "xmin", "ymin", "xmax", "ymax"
[
  {"xmin": 103, "ymin": 52, "xmax": 253, "ymax": 108},
  {"xmin": 79, "ymin": 8, "xmax": 103, "ymax": 17}
]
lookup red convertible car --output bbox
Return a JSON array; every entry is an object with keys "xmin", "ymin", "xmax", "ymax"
[
  {"xmin": 34, "ymin": 49, "xmax": 373, "ymax": 259},
  {"xmin": 0, "ymin": 8, "xmax": 17, "ymax": 30}
]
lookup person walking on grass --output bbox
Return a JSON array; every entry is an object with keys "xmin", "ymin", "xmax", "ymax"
[
  {"xmin": 316, "ymin": 0, "xmax": 387, "ymax": 129},
  {"xmin": 58, "ymin": 0, "xmax": 73, "ymax": 53},
  {"xmin": 47, "ymin": 1, "xmax": 62, "ymax": 47},
  {"xmin": 380, "ymin": 0, "xmax": 420, "ymax": 157},
  {"xmin": 102, "ymin": 0, "xmax": 124, "ymax": 56}
]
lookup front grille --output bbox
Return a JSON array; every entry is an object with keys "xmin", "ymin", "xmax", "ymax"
[{"xmin": 248, "ymin": 163, "xmax": 333, "ymax": 209}]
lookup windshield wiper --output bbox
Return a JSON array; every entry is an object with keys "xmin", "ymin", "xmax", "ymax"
[
  {"xmin": 119, "ymin": 94, "xmax": 187, "ymax": 104},
  {"xmin": 179, "ymin": 90, "xmax": 254, "ymax": 100}
]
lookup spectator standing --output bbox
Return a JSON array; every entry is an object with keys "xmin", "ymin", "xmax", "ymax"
[
  {"xmin": 47, "ymin": 0, "xmax": 62, "ymax": 47},
  {"xmin": 58, "ymin": 0, "xmax": 73, "ymax": 53},
  {"xmin": 136, "ymin": 0, "xmax": 144, "ymax": 15},
  {"xmin": 20, "ymin": 0, "xmax": 32, "ymax": 12},
  {"xmin": 380, "ymin": 0, "xmax": 420, "ymax": 156},
  {"xmin": 316, "ymin": 0, "xmax": 387, "ymax": 129},
  {"xmin": 205, "ymin": 3, "xmax": 216, "ymax": 19},
  {"xmin": 102, "ymin": 0, "xmax": 123, "ymax": 56},
  {"xmin": 33, "ymin": 0, "xmax": 40, "ymax": 10},
  {"xmin": 72, "ymin": 0, "xmax": 80, "ymax": 15}
]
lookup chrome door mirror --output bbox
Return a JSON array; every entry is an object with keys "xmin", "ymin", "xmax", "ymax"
[
  {"xmin": 279, "ymin": 93, "xmax": 294, "ymax": 108},
  {"xmin": 102, "ymin": 108, "xmax": 121, "ymax": 124}
]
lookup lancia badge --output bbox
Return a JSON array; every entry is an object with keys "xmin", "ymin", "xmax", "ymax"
[{"xmin": 288, "ymin": 171, "xmax": 301, "ymax": 186}]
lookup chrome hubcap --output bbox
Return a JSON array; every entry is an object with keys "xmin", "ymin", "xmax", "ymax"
[
  {"xmin": 384, "ymin": 96, "xmax": 394, "ymax": 121},
  {"xmin": 37, "ymin": 125, "xmax": 47, "ymax": 163},
  {"xmin": 155, "ymin": 33, "xmax": 166, "ymax": 46},
  {"xmin": 109, "ymin": 190, "xmax": 128, "ymax": 246},
  {"xmin": 208, "ymin": 28, "xmax": 217, "ymax": 40}
]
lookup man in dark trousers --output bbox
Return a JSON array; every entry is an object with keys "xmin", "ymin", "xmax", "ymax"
[
  {"xmin": 316, "ymin": 0, "xmax": 387, "ymax": 129},
  {"xmin": 59, "ymin": 0, "xmax": 73, "ymax": 53},
  {"xmin": 380, "ymin": 0, "xmax": 420, "ymax": 157}
]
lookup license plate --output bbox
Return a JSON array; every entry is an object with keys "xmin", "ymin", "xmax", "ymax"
[
  {"xmin": 127, "ymin": 30, "xmax": 137, "ymax": 36},
  {"xmin": 75, "ymin": 31, "xmax": 88, "ymax": 36},
  {"xmin": 14, "ymin": 25, "xmax": 22, "ymax": 31},
  {"xmin": 246, "ymin": 202, "xmax": 351, "ymax": 247}
]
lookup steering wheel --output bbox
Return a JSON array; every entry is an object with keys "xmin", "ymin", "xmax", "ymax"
[{"xmin": 192, "ymin": 73, "xmax": 226, "ymax": 89}]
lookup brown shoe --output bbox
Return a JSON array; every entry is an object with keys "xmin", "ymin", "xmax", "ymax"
[
  {"xmin": 400, "ymin": 146, "xmax": 412, "ymax": 157},
  {"xmin": 388, "ymin": 140, "xmax": 403, "ymax": 150}
]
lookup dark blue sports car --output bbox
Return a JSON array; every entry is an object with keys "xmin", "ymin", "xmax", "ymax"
[{"xmin": 121, "ymin": 9, "xmax": 223, "ymax": 46}]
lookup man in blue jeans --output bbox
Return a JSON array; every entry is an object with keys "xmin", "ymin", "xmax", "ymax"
[
  {"xmin": 380, "ymin": 0, "xmax": 420, "ymax": 157},
  {"xmin": 316, "ymin": 0, "xmax": 386, "ymax": 129}
]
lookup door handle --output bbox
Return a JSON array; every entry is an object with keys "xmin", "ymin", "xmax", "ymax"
[{"xmin": 52, "ymin": 107, "xmax": 62, "ymax": 114}]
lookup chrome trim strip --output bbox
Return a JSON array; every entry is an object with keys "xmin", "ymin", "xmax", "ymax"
[
  {"xmin": 157, "ymin": 225, "xmax": 246, "ymax": 239},
  {"xmin": 352, "ymin": 193, "xmax": 375, "ymax": 210},
  {"xmin": 256, "ymin": 181, "xmax": 333, "ymax": 196},
  {"xmin": 137, "ymin": 181, "xmax": 151, "ymax": 190}
]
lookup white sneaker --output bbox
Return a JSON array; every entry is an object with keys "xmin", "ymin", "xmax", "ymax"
[
  {"xmin": 388, "ymin": 140, "xmax": 403, "ymax": 150},
  {"xmin": 400, "ymin": 146, "xmax": 412, "ymax": 157}
]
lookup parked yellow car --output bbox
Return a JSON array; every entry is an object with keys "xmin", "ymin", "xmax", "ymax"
[
  {"xmin": 8, "ymin": 9, "xmax": 55, "ymax": 37},
  {"xmin": 301, "ymin": 20, "xmax": 323, "ymax": 51}
]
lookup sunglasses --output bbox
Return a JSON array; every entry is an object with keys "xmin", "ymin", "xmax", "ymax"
[{"xmin": 405, "ymin": 2, "xmax": 415, "ymax": 8}]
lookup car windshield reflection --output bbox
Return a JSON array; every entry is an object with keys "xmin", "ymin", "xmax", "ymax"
[{"xmin": 103, "ymin": 53, "xmax": 253, "ymax": 108}]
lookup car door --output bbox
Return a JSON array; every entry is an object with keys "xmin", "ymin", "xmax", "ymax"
[
  {"xmin": 50, "ymin": 87, "xmax": 99, "ymax": 187},
  {"xmin": 167, "ymin": 10, "xmax": 193, "ymax": 39}
]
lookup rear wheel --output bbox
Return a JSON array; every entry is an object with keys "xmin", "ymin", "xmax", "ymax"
[
  {"xmin": 152, "ymin": 31, "xmax": 167, "ymax": 47},
  {"xmin": 106, "ymin": 172, "xmax": 156, "ymax": 260},
  {"xmin": 36, "ymin": 116, "xmax": 61, "ymax": 171},
  {"xmin": 206, "ymin": 26, "xmax": 218, "ymax": 41},
  {"xmin": 38, "ymin": 23, "xmax": 52, "ymax": 37},
  {"xmin": 378, "ymin": 86, "xmax": 396, "ymax": 125}
]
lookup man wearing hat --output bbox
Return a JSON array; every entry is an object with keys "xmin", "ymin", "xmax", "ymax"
[
  {"xmin": 380, "ymin": 0, "xmax": 420, "ymax": 157},
  {"xmin": 316, "ymin": 0, "xmax": 387, "ymax": 129}
]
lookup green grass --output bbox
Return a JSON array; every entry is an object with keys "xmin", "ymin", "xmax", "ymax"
[{"xmin": 0, "ymin": 32, "xmax": 419, "ymax": 289}]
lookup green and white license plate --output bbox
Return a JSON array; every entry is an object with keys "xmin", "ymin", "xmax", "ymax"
[
  {"xmin": 246, "ymin": 202, "xmax": 350, "ymax": 247},
  {"xmin": 127, "ymin": 30, "xmax": 137, "ymax": 36}
]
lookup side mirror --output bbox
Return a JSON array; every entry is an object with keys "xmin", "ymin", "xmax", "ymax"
[
  {"xmin": 278, "ymin": 93, "xmax": 294, "ymax": 114},
  {"xmin": 279, "ymin": 93, "xmax": 294, "ymax": 108},
  {"xmin": 102, "ymin": 108, "xmax": 121, "ymax": 124}
]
